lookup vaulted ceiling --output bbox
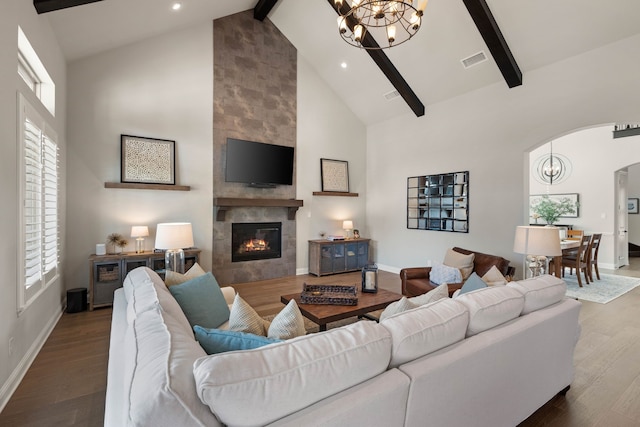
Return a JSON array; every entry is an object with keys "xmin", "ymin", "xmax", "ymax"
[{"xmin": 41, "ymin": 0, "xmax": 640, "ymax": 125}]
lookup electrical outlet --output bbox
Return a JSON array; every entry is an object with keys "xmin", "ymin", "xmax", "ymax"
[{"xmin": 9, "ymin": 336, "xmax": 14, "ymax": 355}]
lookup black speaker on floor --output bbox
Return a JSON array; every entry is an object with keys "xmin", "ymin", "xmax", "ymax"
[{"xmin": 66, "ymin": 288, "xmax": 87, "ymax": 313}]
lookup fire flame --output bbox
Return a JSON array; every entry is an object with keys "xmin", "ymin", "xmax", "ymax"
[{"xmin": 240, "ymin": 239, "xmax": 269, "ymax": 252}]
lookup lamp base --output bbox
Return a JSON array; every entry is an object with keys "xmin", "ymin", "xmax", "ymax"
[
  {"xmin": 135, "ymin": 237, "xmax": 145, "ymax": 254},
  {"xmin": 165, "ymin": 248, "xmax": 185, "ymax": 274}
]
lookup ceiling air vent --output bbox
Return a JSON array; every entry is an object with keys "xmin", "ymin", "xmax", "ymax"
[
  {"xmin": 383, "ymin": 90, "xmax": 401, "ymax": 100},
  {"xmin": 461, "ymin": 51, "xmax": 488, "ymax": 69}
]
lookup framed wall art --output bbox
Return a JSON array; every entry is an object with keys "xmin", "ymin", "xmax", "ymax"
[
  {"xmin": 406, "ymin": 171, "xmax": 469, "ymax": 232},
  {"xmin": 320, "ymin": 158, "xmax": 349, "ymax": 192},
  {"xmin": 529, "ymin": 193, "xmax": 579, "ymax": 219},
  {"xmin": 628, "ymin": 198, "xmax": 639, "ymax": 214},
  {"xmin": 121, "ymin": 135, "xmax": 175, "ymax": 185}
]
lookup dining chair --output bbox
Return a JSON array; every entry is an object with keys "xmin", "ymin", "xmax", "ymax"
[
  {"xmin": 587, "ymin": 233, "xmax": 602, "ymax": 281},
  {"xmin": 566, "ymin": 229, "xmax": 584, "ymax": 241},
  {"xmin": 561, "ymin": 234, "xmax": 592, "ymax": 287}
]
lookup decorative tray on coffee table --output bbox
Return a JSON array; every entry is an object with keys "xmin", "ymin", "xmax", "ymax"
[{"xmin": 300, "ymin": 283, "xmax": 358, "ymax": 306}]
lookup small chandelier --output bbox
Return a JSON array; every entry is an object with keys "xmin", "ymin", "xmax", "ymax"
[
  {"xmin": 335, "ymin": 0, "xmax": 428, "ymax": 50},
  {"xmin": 533, "ymin": 141, "xmax": 572, "ymax": 185}
]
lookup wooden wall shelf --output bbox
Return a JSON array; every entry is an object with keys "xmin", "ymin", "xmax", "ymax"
[
  {"xmin": 104, "ymin": 182, "xmax": 190, "ymax": 191},
  {"xmin": 213, "ymin": 197, "xmax": 304, "ymax": 221},
  {"xmin": 312, "ymin": 191, "xmax": 359, "ymax": 197}
]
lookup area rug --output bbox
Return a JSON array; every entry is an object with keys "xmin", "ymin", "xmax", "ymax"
[{"xmin": 562, "ymin": 273, "xmax": 640, "ymax": 304}]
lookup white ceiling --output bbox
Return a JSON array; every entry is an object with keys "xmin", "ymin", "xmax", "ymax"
[{"xmin": 43, "ymin": 0, "xmax": 640, "ymax": 126}]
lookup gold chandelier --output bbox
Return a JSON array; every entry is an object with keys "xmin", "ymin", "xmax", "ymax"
[{"xmin": 335, "ymin": 0, "xmax": 428, "ymax": 49}]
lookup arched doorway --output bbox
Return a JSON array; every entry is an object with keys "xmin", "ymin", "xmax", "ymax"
[{"xmin": 527, "ymin": 124, "xmax": 640, "ymax": 270}]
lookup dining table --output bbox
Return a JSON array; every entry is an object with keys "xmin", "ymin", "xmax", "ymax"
[{"xmin": 550, "ymin": 239, "xmax": 581, "ymax": 278}]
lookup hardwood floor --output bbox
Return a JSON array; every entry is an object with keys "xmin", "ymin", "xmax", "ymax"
[{"xmin": 1, "ymin": 267, "xmax": 640, "ymax": 426}]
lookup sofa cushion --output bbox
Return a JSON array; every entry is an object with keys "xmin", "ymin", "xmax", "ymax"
[
  {"xmin": 123, "ymin": 267, "xmax": 192, "ymax": 334},
  {"xmin": 193, "ymin": 326, "xmax": 280, "ymax": 354},
  {"xmin": 429, "ymin": 262, "xmax": 463, "ymax": 285},
  {"xmin": 455, "ymin": 286, "xmax": 525, "ymax": 336},
  {"xmin": 444, "ymin": 248, "xmax": 475, "ymax": 280},
  {"xmin": 164, "ymin": 262, "xmax": 206, "ymax": 286},
  {"xmin": 381, "ymin": 298, "xmax": 469, "ymax": 368},
  {"xmin": 127, "ymin": 307, "xmax": 219, "ymax": 426},
  {"xmin": 193, "ymin": 321, "xmax": 392, "ymax": 427},
  {"xmin": 169, "ymin": 272, "xmax": 230, "ymax": 329},
  {"xmin": 482, "ymin": 265, "xmax": 508, "ymax": 286},
  {"xmin": 507, "ymin": 274, "xmax": 567, "ymax": 314}
]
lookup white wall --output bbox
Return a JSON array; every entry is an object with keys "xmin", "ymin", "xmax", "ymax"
[
  {"xmin": 628, "ymin": 163, "xmax": 640, "ymax": 245},
  {"xmin": 530, "ymin": 127, "xmax": 640, "ymax": 268},
  {"xmin": 0, "ymin": 1, "xmax": 67, "ymax": 410},
  {"xmin": 367, "ymin": 34, "xmax": 640, "ymax": 278},
  {"xmin": 295, "ymin": 57, "xmax": 367, "ymax": 273},
  {"xmin": 66, "ymin": 24, "xmax": 214, "ymax": 290}
]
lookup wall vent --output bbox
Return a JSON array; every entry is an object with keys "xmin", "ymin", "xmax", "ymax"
[
  {"xmin": 461, "ymin": 51, "xmax": 488, "ymax": 69},
  {"xmin": 383, "ymin": 89, "xmax": 400, "ymax": 100}
]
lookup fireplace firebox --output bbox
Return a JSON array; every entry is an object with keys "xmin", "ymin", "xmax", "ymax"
[{"xmin": 232, "ymin": 222, "xmax": 282, "ymax": 262}]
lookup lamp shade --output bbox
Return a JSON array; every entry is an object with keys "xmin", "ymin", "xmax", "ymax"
[
  {"xmin": 342, "ymin": 220, "xmax": 354, "ymax": 230},
  {"xmin": 513, "ymin": 226, "xmax": 562, "ymax": 256},
  {"xmin": 155, "ymin": 223, "xmax": 194, "ymax": 250},
  {"xmin": 130, "ymin": 225, "xmax": 149, "ymax": 238}
]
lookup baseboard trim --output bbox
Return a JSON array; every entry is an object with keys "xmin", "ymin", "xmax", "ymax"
[
  {"xmin": 296, "ymin": 268, "xmax": 309, "ymax": 276},
  {"xmin": 0, "ymin": 305, "xmax": 64, "ymax": 413},
  {"xmin": 377, "ymin": 264, "xmax": 400, "ymax": 274}
]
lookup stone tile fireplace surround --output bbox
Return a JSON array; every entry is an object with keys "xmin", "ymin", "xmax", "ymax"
[{"xmin": 212, "ymin": 12, "xmax": 299, "ymax": 285}]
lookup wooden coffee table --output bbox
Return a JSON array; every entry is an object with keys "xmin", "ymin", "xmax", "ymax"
[{"xmin": 280, "ymin": 288, "xmax": 402, "ymax": 331}]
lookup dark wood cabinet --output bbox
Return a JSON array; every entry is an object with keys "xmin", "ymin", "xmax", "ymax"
[
  {"xmin": 308, "ymin": 239, "xmax": 370, "ymax": 276},
  {"xmin": 88, "ymin": 249, "xmax": 200, "ymax": 310}
]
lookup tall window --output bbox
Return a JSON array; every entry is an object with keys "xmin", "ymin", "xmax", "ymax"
[{"xmin": 18, "ymin": 94, "xmax": 59, "ymax": 310}]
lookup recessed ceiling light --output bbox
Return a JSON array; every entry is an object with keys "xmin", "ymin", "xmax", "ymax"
[
  {"xmin": 340, "ymin": 62, "xmax": 347, "ymax": 69},
  {"xmin": 171, "ymin": 2, "xmax": 182, "ymax": 11}
]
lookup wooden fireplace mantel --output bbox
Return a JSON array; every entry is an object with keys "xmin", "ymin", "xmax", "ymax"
[{"xmin": 213, "ymin": 197, "xmax": 304, "ymax": 221}]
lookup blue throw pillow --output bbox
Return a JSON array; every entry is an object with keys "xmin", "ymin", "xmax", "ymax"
[
  {"xmin": 458, "ymin": 272, "xmax": 488, "ymax": 295},
  {"xmin": 169, "ymin": 272, "xmax": 230, "ymax": 329},
  {"xmin": 194, "ymin": 326, "xmax": 280, "ymax": 354}
]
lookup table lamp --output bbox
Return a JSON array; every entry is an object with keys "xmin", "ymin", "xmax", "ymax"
[
  {"xmin": 130, "ymin": 225, "xmax": 149, "ymax": 254},
  {"xmin": 155, "ymin": 222, "xmax": 194, "ymax": 273},
  {"xmin": 343, "ymin": 220, "xmax": 354, "ymax": 239},
  {"xmin": 513, "ymin": 226, "xmax": 562, "ymax": 278}
]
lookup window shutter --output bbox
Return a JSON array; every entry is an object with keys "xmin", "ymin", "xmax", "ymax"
[
  {"xmin": 18, "ymin": 94, "xmax": 59, "ymax": 309},
  {"xmin": 23, "ymin": 117, "xmax": 43, "ymax": 288}
]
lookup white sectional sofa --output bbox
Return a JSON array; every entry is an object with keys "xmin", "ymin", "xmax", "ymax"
[{"xmin": 105, "ymin": 268, "xmax": 581, "ymax": 427}]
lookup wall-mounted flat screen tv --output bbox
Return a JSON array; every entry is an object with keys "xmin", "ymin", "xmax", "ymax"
[{"xmin": 225, "ymin": 138, "xmax": 294, "ymax": 187}]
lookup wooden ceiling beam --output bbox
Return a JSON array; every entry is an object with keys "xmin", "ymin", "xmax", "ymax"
[
  {"xmin": 33, "ymin": 0, "xmax": 102, "ymax": 14},
  {"xmin": 254, "ymin": 0, "xmax": 279, "ymax": 21},
  {"xmin": 462, "ymin": 0, "xmax": 522, "ymax": 88},
  {"xmin": 327, "ymin": 0, "xmax": 425, "ymax": 117}
]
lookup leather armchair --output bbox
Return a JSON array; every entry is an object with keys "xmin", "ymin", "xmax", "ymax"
[{"xmin": 400, "ymin": 247, "xmax": 516, "ymax": 297}]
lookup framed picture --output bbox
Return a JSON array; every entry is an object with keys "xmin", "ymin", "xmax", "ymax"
[
  {"xmin": 529, "ymin": 193, "xmax": 579, "ymax": 219},
  {"xmin": 121, "ymin": 135, "xmax": 175, "ymax": 185},
  {"xmin": 628, "ymin": 198, "xmax": 639, "ymax": 214},
  {"xmin": 320, "ymin": 158, "xmax": 349, "ymax": 192}
]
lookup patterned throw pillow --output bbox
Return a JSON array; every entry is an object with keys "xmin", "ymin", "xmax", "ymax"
[
  {"xmin": 228, "ymin": 294, "xmax": 306, "ymax": 339},
  {"xmin": 430, "ymin": 262, "xmax": 463, "ymax": 285},
  {"xmin": 165, "ymin": 262, "xmax": 206, "ymax": 287}
]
